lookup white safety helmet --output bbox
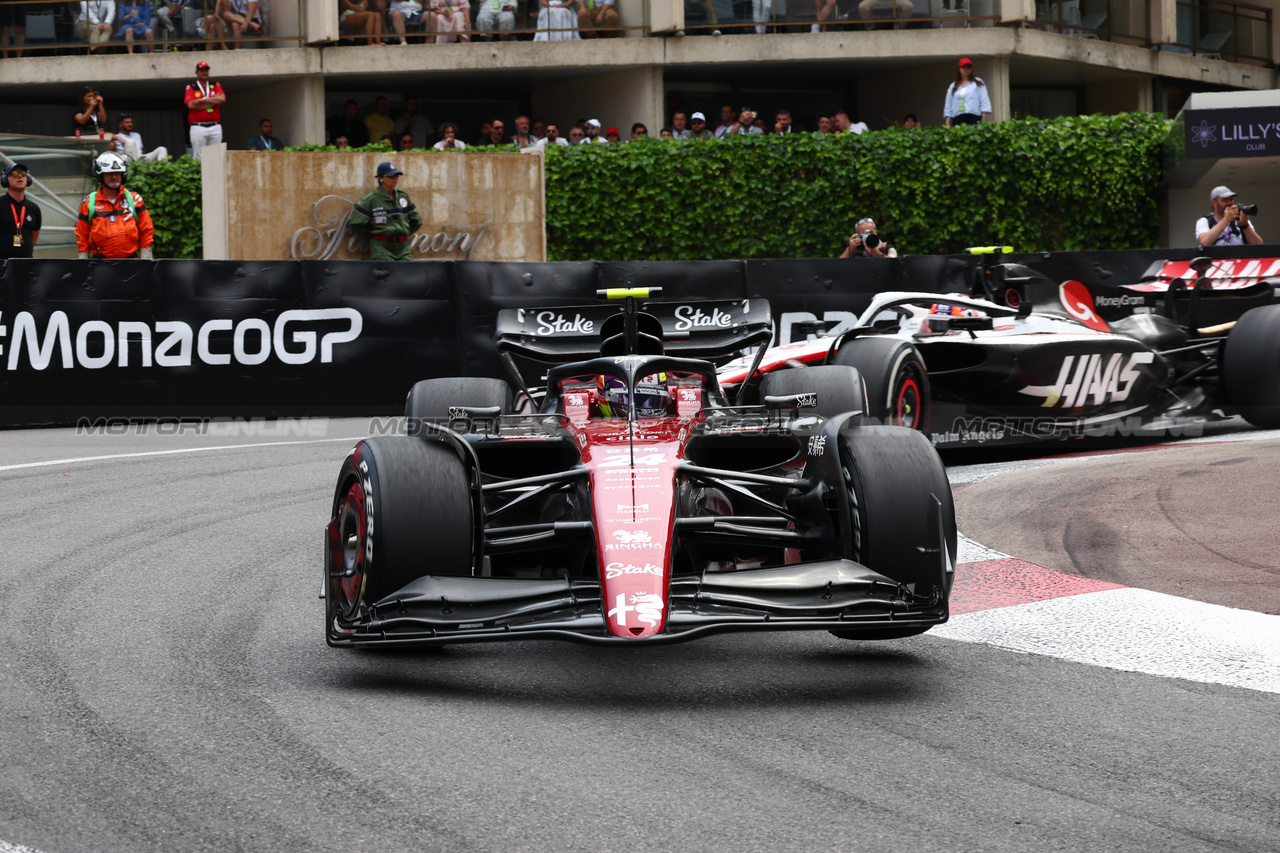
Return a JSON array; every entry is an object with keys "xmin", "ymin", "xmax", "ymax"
[{"xmin": 94, "ymin": 151, "xmax": 128, "ymax": 185}]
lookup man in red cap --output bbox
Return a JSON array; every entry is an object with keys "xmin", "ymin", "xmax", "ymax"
[
  {"xmin": 184, "ymin": 61, "xmax": 226, "ymax": 159},
  {"xmin": 604, "ymin": 126, "xmax": 620, "ymax": 143}
]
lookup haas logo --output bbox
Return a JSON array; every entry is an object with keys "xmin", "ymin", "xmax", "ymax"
[{"xmin": 1059, "ymin": 281, "xmax": 1110, "ymax": 332}]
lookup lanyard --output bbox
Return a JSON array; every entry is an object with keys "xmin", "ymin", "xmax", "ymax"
[
  {"xmin": 197, "ymin": 80, "xmax": 211, "ymax": 100},
  {"xmin": 10, "ymin": 201, "xmax": 24, "ymax": 232},
  {"xmin": 260, "ymin": 136, "xmax": 271, "ymax": 149}
]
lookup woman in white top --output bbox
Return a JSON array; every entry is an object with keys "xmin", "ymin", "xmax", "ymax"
[
  {"xmin": 943, "ymin": 57, "xmax": 992, "ymax": 127},
  {"xmin": 532, "ymin": 0, "xmax": 580, "ymax": 41},
  {"xmin": 432, "ymin": 122, "xmax": 467, "ymax": 150}
]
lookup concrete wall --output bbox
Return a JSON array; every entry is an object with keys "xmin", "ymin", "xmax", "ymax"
[
  {"xmin": 202, "ymin": 148, "xmax": 546, "ymax": 261},
  {"xmin": 532, "ymin": 66, "xmax": 664, "ymax": 137}
]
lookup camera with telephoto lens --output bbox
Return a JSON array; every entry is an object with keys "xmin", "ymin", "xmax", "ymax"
[
  {"xmin": 862, "ymin": 232, "xmax": 882, "ymax": 249},
  {"xmin": 1237, "ymin": 203, "xmax": 1259, "ymax": 216}
]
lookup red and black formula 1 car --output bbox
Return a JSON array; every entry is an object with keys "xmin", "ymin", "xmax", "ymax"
[
  {"xmin": 325, "ymin": 289, "xmax": 955, "ymax": 648},
  {"xmin": 717, "ymin": 259, "xmax": 1280, "ymax": 449}
]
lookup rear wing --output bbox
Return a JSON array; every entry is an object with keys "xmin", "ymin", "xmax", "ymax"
[{"xmin": 496, "ymin": 299, "xmax": 774, "ymax": 363}]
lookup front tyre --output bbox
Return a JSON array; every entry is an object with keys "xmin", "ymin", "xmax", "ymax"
[
  {"xmin": 327, "ymin": 437, "xmax": 474, "ymax": 640},
  {"xmin": 830, "ymin": 426, "xmax": 956, "ymax": 641},
  {"xmin": 832, "ymin": 338, "xmax": 930, "ymax": 431}
]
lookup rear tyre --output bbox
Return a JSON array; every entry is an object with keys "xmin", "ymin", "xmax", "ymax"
[
  {"xmin": 832, "ymin": 338, "xmax": 930, "ymax": 432},
  {"xmin": 1223, "ymin": 305, "xmax": 1280, "ymax": 428},
  {"xmin": 327, "ymin": 437, "xmax": 474, "ymax": 633},
  {"xmin": 759, "ymin": 364, "xmax": 867, "ymax": 421},
  {"xmin": 405, "ymin": 377, "xmax": 512, "ymax": 435},
  {"xmin": 829, "ymin": 426, "xmax": 956, "ymax": 641}
]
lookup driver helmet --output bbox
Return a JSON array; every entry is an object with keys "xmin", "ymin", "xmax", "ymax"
[
  {"xmin": 94, "ymin": 151, "xmax": 128, "ymax": 185},
  {"xmin": 597, "ymin": 373, "xmax": 671, "ymax": 418}
]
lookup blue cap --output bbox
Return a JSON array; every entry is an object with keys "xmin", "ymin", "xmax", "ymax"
[
  {"xmin": 4, "ymin": 162, "xmax": 30, "ymax": 179},
  {"xmin": 376, "ymin": 162, "xmax": 403, "ymax": 178}
]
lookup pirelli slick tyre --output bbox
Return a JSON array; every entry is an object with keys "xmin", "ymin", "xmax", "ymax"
[
  {"xmin": 405, "ymin": 377, "xmax": 513, "ymax": 436},
  {"xmin": 1222, "ymin": 305, "xmax": 1280, "ymax": 429},
  {"xmin": 830, "ymin": 426, "xmax": 956, "ymax": 641},
  {"xmin": 832, "ymin": 337, "xmax": 930, "ymax": 432},
  {"xmin": 760, "ymin": 364, "xmax": 868, "ymax": 421},
  {"xmin": 327, "ymin": 437, "xmax": 474, "ymax": 637}
]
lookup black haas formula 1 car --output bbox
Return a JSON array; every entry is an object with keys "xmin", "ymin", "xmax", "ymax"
[
  {"xmin": 718, "ymin": 258, "xmax": 1280, "ymax": 449},
  {"xmin": 325, "ymin": 289, "xmax": 955, "ymax": 648}
]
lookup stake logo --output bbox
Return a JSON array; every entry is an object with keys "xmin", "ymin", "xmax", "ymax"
[
  {"xmin": 0, "ymin": 308, "xmax": 362, "ymax": 371},
  {"xmin": 604, "ymin": 562, "xmax": 664, "ymax": 579},
  {"xmin": 1018, "ymin": 352, "xmax": 1155, "ymax": 408},
  {"xmin": 673, "ymin": 305, "xmax": 732, "ymax": 330},
  {"xmin": 527, "ymin": 311, "xmax": 594, "ymax": 336}
]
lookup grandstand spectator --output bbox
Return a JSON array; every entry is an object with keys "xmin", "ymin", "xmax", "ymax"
[
  {"xmin": 943, "ymin": 58, "xmax": 991, "ymax": 127},
  {"xmin": 859, "ymin": 0, "xmax": 912, "ymax": 26},
  {"xmin": 583, "ymin": 118, "xmax": 608, "ymax": 143},
  {"xmin": 388, "ymin": 0, "xmax": 424, "ymax": 43},
  {"xmin": 219, "ymin": 0, "xmax": 261, "ymax": 48},
  {"xmin": 539, "ymin": 123, "xmax": 568, "ymax": 146},
  {"xmin": 687, "ymin": 112, "xmax": 712, "ymax": 139},
  {"xmin": 117, "ymin": 0, "xmax": 155, "ymax": 52},
  {"xmin": 532, "ymin": 0, "xmax": 579, "ymax": 40},
  {"xmin": 816, "ymin": 115, "xmax": 833, "ymax": 135},
  {"xmin": 578, "ymin": 0, "xmax": 617, "ymax": 36},
  {"xmin": 630, "ymin": 123, "xmax": 647, "ymax": 140},
  {"xmin": 659, "ymin": 127, "xmax": 672, "ymax": 138},
  {"xmin": 751, "ymin": 0, "xmax": 770, "ymax": 33},
  {"xmin": 154, "ymin": 0, "xmax": 183, "ymax": 41},
  {"xmin": 335, "ymin": 135, "xmax": 350, "ymax": 148},
  {"xmin": 76, "ymin": 0, "xmax": 114, "ymax": 53},
  {"xmin": 196, "ymin": 0, "xmax": 226, "ymax": 47},
  {"xmin": 432, "ymin": 122, "xmax": 466, "ymax": 149},
  {"xmin": 396, "ymin": 131, "xmax": 415, "ymax": 150},
  {"xmin": 902, "ymin": 113, "xmax": 920, "ymax": 128},
  {"xmin": 670, "ymin": 111, "xmax": 690, "ymax": 139},
  {"xmin": 427, "ymin": 0, "xmax": 468, "ymax": 42},
  {"xmin": 833, "ymin": 110, "xmax": 869, "ymax": 134},
  {"xmin": 365, "ymin": 96, "xmax": 395, "ymax": 144},
  {"xmin": 341, "ymin": 0, "xmax": 388, "ymax": 45},
  {"xmin": 567, "ymin": 126, "xmax": 585, "ymax": 144},
  {"xmin": 477, "ymin": 0, "xmax": 517, "ymax": 38},
  {"xmin": 773, "ymin": 109, "xmax": 803, "ymax": 134},
  {"xmin": 478, "ymin": 119, "xmax": 505, "ymax": 146},
  {"xmin": 396, "ymin": 96, "xmax": 433, "ymax": 144},
  {"xmin": 813, "ymin": 0, "xmax": 835, "ymax": 31},
  {"xmin": 73, "ymin": 86, "xmax": 109, "ymax": 137},
  {"xmin": 604, "ymin": 126, "xmax": 620, "ymax": 143},
  {"xmin": 1, "ymin": 1, "xmax": 26, "ymax": 58},
  {"xmin": 247, "ymin": 118, "xmax": 284, "ymax": 150},
  {"xmin": 328, "ymin": 99, "xmax": 370, "ymax": 147},
  {"xmin": 113, "ymin": 113, "xmax": 168, "ymax": 161},
  {"xmin": 511, "ymin": 115, "xmax": 537, "ymax": 148},
  {"xmin": 713, "ymin": 104, "xmax": 735, "ymax": 137},
  {"xmin": 531, "ymin": 119, "xmax": 547, "ymax": 141},
  {"xmin": 687, "ymin": 0, "xmax": 718, "ymax": 33},
  {"xmin": 722, "ymin": 107, "xmax": 763, "ymax": 135}
]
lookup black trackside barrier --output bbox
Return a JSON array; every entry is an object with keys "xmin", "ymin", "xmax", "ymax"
[{"xmin": 2, "ymin": 246, "xmax": 1276, "ymax": 427}]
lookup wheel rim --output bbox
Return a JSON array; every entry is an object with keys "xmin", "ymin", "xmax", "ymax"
[
  {"xmin": 333, "ymin": 481, "xmax": 367, "ymax": 619},
  {"xmin": 895, "ymin": 376, "xmax": 921, "ymax": 429}
]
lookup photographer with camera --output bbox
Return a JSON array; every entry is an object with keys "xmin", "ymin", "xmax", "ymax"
[
  {"xmin": 840, "ymin": 217, "xmax": 897, "ymax": 259},
  {"xmin": 1196, "ymin": 186, "xmax": 1262, "ymax": 247},
  {"xmin": 722, "ymin": 107, "xmax": 764, "ymax": 136}
]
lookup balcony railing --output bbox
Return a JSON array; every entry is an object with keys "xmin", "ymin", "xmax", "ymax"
[
  {"xmin": 1174, "ymin": 0, "xmax": 1271, "ymax": 64},
  {"xmin": 1032, "ymin": 0, "xmax": 1150, "ymax": 45},
  {"xmin": 679, "ymin": 0, "xmax": 1000, "ymax": 34},
  {"xmin": 0, "ymin": 0, "xmax": 305, "ymax": 56}
]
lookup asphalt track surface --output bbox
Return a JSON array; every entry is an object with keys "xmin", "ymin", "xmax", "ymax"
[{"xmin": 1, "ymin": 420, "xmax": 1278, "ymax": 853}]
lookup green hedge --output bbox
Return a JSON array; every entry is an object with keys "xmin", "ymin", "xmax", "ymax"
[
  {"xmin": 544, "ymin": 112, "xmax": 1170, "ymax": 260},
  {"xmin": 129, "ymin": 113, "xmax": 1169, "ymax": 260}
]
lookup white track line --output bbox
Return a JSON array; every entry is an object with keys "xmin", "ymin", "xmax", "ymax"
[
  {"xmin": 0, "ymin": 437, "xmax": 366, "ymax": 473},
  {"xmin": 0, "ymin": 841, "xmax": 46, "ymax": 853}
]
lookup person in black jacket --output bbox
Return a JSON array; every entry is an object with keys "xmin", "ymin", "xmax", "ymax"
[
  {"xmin": 1, "ymin": 163, "xmax": 42, "ymax": 260},
  {"xmin": 326, "ymin": 99, "xmax": 369, "ymax": 147}
]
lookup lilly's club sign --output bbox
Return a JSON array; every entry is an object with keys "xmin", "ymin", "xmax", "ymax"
[{"xmin": 1183, "ymin": 107, "xmax": 1280, "ymax": 158}]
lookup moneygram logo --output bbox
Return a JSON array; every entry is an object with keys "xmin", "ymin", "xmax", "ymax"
[{"xmin": 0, "ymin": 308, "xmax": 362, "ymax": 371}]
